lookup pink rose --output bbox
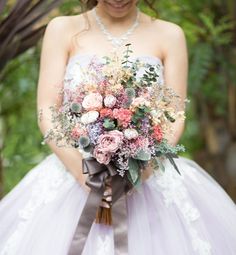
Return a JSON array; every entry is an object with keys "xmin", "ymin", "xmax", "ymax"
[
  {"xmin": 82, "ymin": 93, "xmax": 103, "ymax": 111},
  {"xmin": 93, "ymin": 147, "xmax": 111, "ymax": 165},
  {"xmin": 97, "ymin": 130, "xmax": 124, "ymax": 153}
]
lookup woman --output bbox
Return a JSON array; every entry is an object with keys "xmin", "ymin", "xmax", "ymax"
[{"xmin": 0, "ymin": 0, "xmax": 236, "ymax": 254}]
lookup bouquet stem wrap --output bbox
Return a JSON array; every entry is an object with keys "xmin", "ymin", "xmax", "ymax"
[{"xmin": 68, "ymin": 157, "xmax": 132, "ymax": 255}]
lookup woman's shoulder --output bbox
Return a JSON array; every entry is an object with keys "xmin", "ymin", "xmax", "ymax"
[
  {"xmin": 46, "ymin": 14, "xmax": 86, "ymax": 33},
  {"xmin": 143, "ymin": 13, "xmax": 185, "ymax": 41}
]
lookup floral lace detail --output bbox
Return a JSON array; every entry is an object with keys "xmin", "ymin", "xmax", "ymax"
[
  {"xmin": 0, "ymin": 154, "xmax": 77, "ymax": 255},
  {"xmin": 152, "ymin": 160, "xmax": 212, "ymax": 255}
]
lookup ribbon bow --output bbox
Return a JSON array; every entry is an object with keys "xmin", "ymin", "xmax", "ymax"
[{"xmin": 68, "ymin": 157, "xmax": 132, "ymax": 255}]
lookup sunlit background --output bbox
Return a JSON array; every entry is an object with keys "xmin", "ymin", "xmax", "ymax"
[{"xmin": 0, "ymin": 0, "xmax": 236, "ymax": 201}]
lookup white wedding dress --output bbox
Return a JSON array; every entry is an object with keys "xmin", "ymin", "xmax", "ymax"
[{"xmin": 0, "ymin": 54, "xmax": 236, "ymax": 255}]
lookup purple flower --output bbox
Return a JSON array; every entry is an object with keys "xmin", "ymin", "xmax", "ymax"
[
  {"xmin": 87, "ymin": 121, "xmax": 104, "ymax": 145},
  {"xmin": 140, "ymin": 117, "xmax": 151, "ymax": 134}
]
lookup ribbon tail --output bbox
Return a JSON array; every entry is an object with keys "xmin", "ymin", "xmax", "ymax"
[
  {"xmin": 112, "ymin": 195, "xmax": 128, "ymax": 255},
  {"xmin": 68, "ymin": 189, "xmax": 103, "ymax": 255}
]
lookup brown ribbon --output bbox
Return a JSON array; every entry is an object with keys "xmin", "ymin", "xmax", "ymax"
[{"xmin": 68, "ymin": 157, "xmax": 132, "ymax": 255}]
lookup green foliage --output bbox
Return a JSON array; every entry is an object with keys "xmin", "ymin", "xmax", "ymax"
[
  {"xmin": 128, "ymin": 158, "xmax": 140, "ymax": 186},
  {"xmin": 103, "ymin": 118, "xmax": 116, "ymax": 129},
  {"xmin": 133, "ymin": 149, "xmax": 151, "ymax": 161},
  {"xmin": 1, "ymin": 49, "xmax": 50, "ymax": 195}
]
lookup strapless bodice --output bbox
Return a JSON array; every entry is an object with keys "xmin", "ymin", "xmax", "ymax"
[{"xmin": 63, "ymin": 53, "xmax": 165, "ymax": 91}]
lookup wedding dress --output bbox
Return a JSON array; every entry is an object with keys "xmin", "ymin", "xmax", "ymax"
[{"xmin": 0, "ymin": 54, "xmax": 236, "ymax": 255}]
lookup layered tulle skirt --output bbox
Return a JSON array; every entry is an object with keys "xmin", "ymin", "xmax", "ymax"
[{"xmin": 0, "ymin": 153, "xmax": 236, "ymax": 255}]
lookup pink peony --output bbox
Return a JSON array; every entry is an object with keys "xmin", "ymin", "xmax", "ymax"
[
  {"xmin": 113, "ymin": 108, "xmax": 132, "ymax": 128},
  {"xmin": 82, "ymin": 93, "xmax": 103, "ymax": 111},
  {"xmin": 97, "ymin": 130, "xmax": 124, "ymax": 153},
  {"xmin": 93, "ymin": 147, "xmax": 111, "ymax": 165}
]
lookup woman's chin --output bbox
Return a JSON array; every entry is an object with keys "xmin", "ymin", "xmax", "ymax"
[{"xmin": 103, "ymin": 1, "xmax": 135, "ymax": 18}]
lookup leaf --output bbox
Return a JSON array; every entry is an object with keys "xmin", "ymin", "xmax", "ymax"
[
  {"xmin": 134, "ymin": 149, "xmax": 151, "ymax": 161},
  {"xmin": 103, "ymin": 118, "xmax": 116, "ymax": 129},
  {"xmin": 165, "ymin": 153, "xmax": 181, "ymax": 175},
  {"xmin": 128, "ymin": 158, "xmax": 140, "ymax": 185},
  {"xmin": 154, "ymin": 157, "xmax": 165, "ymax": 172}
]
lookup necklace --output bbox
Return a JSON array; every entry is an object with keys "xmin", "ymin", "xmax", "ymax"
[{"xmin": 93, "ymin": 7, "xmax": 140, "ymax": 49}]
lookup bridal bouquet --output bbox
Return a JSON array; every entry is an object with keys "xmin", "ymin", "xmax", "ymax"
[{"xmin": 43, "ymin": 45, "xmax": 186, "ymax": 187}]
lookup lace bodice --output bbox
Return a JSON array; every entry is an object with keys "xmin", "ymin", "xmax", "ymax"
[{"xmin": 63, "ymin": 53, "xmax": 165, "ymax": 92}]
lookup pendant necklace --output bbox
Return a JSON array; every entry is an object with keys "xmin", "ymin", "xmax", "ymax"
[{"xmin": 93, "ymin": 7, "xmax": 140, "ymax": 49}]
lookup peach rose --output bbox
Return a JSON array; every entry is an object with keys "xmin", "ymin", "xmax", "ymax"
[{"xmin": 82, "ymin": 93, "xmax": 103, "ymax": 111}]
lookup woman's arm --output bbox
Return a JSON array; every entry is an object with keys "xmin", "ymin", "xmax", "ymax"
[
  {"xmin": 37, "ymin": 17, "xmax": 89, "ymax": 191},
  {"xmin": 162, "ymin": 23, "xmax": 188, "ymax": 146}
]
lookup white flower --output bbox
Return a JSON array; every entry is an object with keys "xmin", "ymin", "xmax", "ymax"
[
  {"xmin": 81, "ymin": 111, "xmax": 99, "ymax": 124},
  {"xmin": 104, "ymin": 94, "xmax": 117, "ymax": 108},
  {"xmin": 124, "ymin": 128, "xmax": 139, "ymax": 140},
  {"xmin": 150, "ymin": 109, "xmax": 162, "ymax": 118},
  {"xmin": 131, "ymin": 97, "xmax": 150, "ymax": 107}
]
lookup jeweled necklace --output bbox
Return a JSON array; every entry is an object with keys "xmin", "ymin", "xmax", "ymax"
[{"xmin": 93, "ymin": 7, "xmax": 140, "ymax": 49}]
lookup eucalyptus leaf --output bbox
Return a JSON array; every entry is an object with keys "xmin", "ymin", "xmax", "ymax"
[
  {"xmin": 128, "ymin": 158, "xmax": 140, "ymax": 185},
  {"xmin": 155, "ymin": 157, "xmax": 165, "ymax": 172},
  {"xmin": 134, "ymin": 149, "xmax": 151, "ymax": 161},
  {"xmin": 103, "ymin": 118, "xmax": 116, "ymax": 129}
]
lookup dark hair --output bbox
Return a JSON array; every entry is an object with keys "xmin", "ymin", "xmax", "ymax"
[{"xmin": 81, "ymin": 0, "xmax": 98, "ymax": 11}]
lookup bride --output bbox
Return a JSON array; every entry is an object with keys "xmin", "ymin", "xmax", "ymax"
[{"xmin": 0, "ymin": 0, "xmax": 236, "ymax": 254}]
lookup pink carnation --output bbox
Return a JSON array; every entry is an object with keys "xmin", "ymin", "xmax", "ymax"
[
  {"xmin": 97, "ymin": 130, "xmax": 124, "ymax": 153},
  {"xmin": 152, "ymin": 125, "xmax": 163, "ymax": 142},
  {"xmin": 113, "ymin": 108, "xmax": 132, "ymax": 128},
  {"xmin": 100, "ymin": 108, "xmax": 113, "ymax": 118}
]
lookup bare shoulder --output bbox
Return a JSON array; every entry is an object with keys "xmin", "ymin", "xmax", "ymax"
[
  {"xmin": 152, "ymin": 18, "xmax": 186, "ymax": 42},
  {"xmin": 45, "ymin": 14, "xmax": 87, "ymax": 40}
]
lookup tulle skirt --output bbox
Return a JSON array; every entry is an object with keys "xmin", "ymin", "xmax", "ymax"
[{"xmin": 0, "ymin": 153, "xmax": 236, "ymax": 255}]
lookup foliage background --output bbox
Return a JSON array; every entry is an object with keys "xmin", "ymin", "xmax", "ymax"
[{"xmin": 1, "ymin": 0, "xmax": 236, "ymax": 200}]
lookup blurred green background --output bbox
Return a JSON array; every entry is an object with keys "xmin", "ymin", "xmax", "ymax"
[{"xmin": 0, "ymin": 0, "xmax": 236, "ymax": 200}]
